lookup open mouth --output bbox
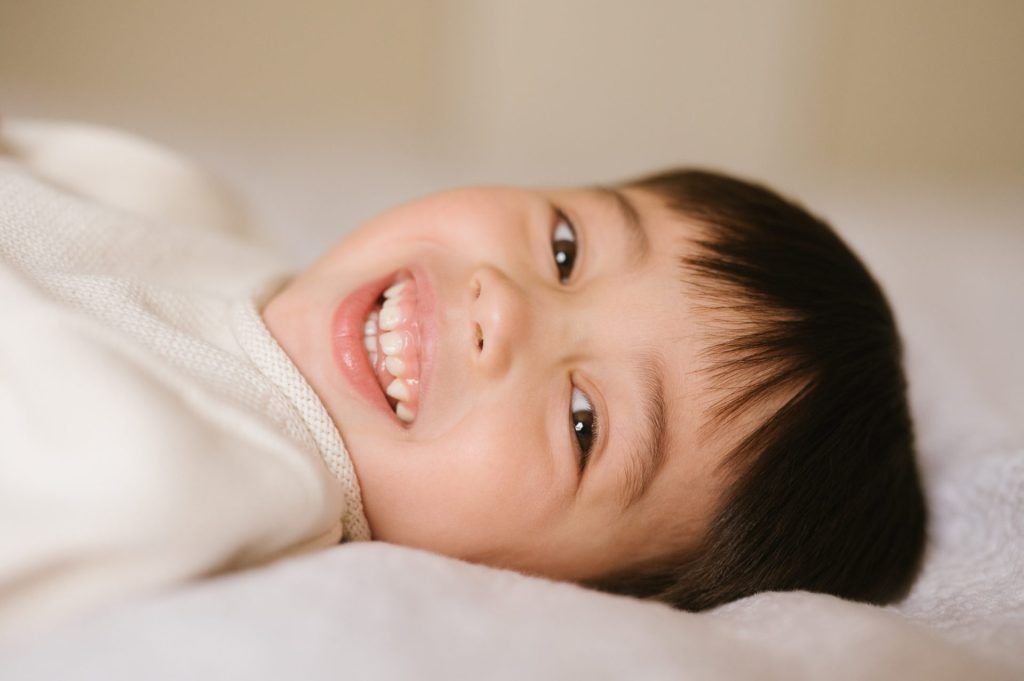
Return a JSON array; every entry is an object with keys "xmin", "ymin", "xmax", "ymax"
[{"xmin": 362, "ymin": 271, "xmax": 421, "ymax": 423}]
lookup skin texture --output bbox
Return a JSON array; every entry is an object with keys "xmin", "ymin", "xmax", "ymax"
[{"xmin": 262, "ymin": 185, "xmax": 730, "ymax": 582}]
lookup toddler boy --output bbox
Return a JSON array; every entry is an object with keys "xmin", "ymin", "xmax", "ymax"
[{"xmin": 0, "ymin": 120, "xmax": 925, "ymax": 636}]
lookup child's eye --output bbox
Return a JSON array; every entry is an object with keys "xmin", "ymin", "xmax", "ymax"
[
  {"xmin": 571, "ymin": 385, "xmax": 598, "ymax": 471},
  {"xmin": 551, "ymin": 211, "xmax": 578, "ymax": 284}
]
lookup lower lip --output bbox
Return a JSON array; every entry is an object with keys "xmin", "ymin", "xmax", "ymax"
[{"xmin": 331, "ymin": 272, "xmax": 397, "ymax": 420}]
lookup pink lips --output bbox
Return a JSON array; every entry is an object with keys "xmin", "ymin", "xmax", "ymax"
[
  {"xmin": 331, "ymin": 271, "xmax": 399, "ymax": 421},
  {"xmin": 331, "ymin": 265, "xmax": 436, "ymax": 425}
]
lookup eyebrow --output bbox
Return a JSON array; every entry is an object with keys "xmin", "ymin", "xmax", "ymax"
[
  {"xmin": 621, "ymin": 353, "xmax": 669, "ymax": 511},
  {"xmin": 592, "ymin": 185, "xmax": 650, "ymax": 265}
]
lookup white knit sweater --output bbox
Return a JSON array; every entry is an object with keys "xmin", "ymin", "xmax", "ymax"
[{"xmin": 0, "ymin": 121, "xmax": 370, "ymax": 639}]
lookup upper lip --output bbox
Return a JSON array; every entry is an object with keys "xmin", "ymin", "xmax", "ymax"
[{"xmin": 330, "ymin": 269, "xmax": 399, "ymax": 423}]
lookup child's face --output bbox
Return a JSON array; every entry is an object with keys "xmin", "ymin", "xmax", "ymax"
[{"xmin": 263, "ymin": 185, "xmax": 728, "ymax": 581}]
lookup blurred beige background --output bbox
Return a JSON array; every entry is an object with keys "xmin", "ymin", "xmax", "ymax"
[
  {"xmin": 1, "ymin": 0, "xmax": 1022, "ymax": 417},
  {"xmin": 3, "ymin": 0, "xmax": 1021, "ymax": 253}
]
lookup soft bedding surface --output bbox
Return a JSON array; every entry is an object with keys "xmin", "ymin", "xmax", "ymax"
[
  {"xmin": 0, "ymin": 542, "xmax": 1014, "ymax": 680},
  {"xmin": 0, "ymin": 126, "xmax": 1021, "ymax": 679}
]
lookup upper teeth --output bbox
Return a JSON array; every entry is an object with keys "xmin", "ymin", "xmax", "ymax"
[
  {"xmin": 362, "ymin": 275, "xmax": 420, "ymax": 423},
  {"xmin": 385, "ymin": 356, "xmax": 406, "ymax": 376},
  {"xmin": 385, "ymin": 378, "xmax": 410, "ymax": 401},
  {"xmin": 383, "ymin": 280, "xmax": 406, "ymax": 298},
  {"xmin": 379, "ymin": 303, "xmax": 403, "ymax": 331},
  {"xmin": 379, "ymin": 330, "xmax": 406, "ymax": 355}
]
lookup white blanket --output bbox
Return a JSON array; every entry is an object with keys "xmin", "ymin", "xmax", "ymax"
[{"xmin": 0, "ymin": 122, "xmax": 1020, "ymax": 680}]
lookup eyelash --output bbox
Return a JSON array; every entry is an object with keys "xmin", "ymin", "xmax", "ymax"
[{"xmin": 549, "ymin": 207, "xmax": 599, "ymax": 471}]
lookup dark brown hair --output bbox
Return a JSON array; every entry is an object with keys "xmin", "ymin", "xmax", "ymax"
[{"xmin": 583, "ymin": 169, "xmax": 927, "ymax": 610}]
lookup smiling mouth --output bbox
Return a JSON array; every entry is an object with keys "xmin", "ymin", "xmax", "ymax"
[{"xmin": 363, "ymin": 271, "xmax": 421, "ymax": 423}]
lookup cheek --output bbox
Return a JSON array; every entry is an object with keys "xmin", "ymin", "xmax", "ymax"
[{"xmin": 352, "ymin": 410, "xmax": 563, "ymax": 556}]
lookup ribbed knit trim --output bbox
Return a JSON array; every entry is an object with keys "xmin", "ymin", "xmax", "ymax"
[{"xmin": 230, "ymin": 297, "xmax": 372, "ymax": 542}]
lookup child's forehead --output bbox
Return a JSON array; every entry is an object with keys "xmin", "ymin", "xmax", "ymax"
[{"xmin": 566, "ymin": 184, "xmax": 702, "ymax": 246}]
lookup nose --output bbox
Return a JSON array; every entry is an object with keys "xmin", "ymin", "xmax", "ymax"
[{"xmin": 468, "ymin": 265, "xmax": 530, "ymax": 376}]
